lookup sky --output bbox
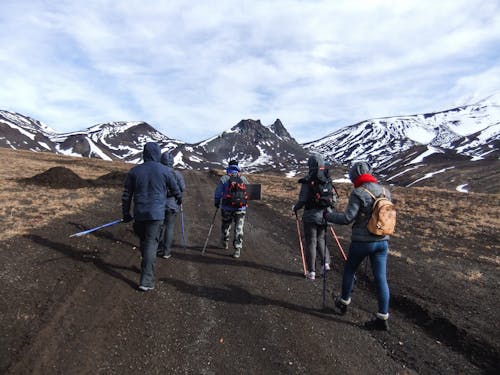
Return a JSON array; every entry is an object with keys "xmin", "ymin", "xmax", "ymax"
[{"xmin": 1, "ymin": 0, "xmax": 499, "ymax": 143}]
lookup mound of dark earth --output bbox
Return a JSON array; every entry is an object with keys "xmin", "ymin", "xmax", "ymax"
[
  {"xmin": 93, "ymin": 170, "xmax": 128, "ymax": 187},
  {"xmin": 20, "ymin": 166, "xmax": 91, "ymax": 189}
]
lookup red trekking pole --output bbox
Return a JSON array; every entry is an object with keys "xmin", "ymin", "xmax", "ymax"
[
  {"xmin": 295, "ymin": 212, "xmax": 307, "ymax": 275},
  {"xmin": 330, "ymin": 226, "xmax": 347, "ymax": 261}
]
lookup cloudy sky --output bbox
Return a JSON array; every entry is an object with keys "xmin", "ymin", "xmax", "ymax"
[{"xmin": 1, "ymin": 0, "xmax": 499, "ymax": 143}]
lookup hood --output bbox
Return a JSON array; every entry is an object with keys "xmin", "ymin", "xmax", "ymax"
[
  {"xmin": 143, "ymin": 142, "xmax": 161, "ymax": 162},
  {"xmin": 307, "ymin": 153, "xmax": 325, "ymax": 180},
  {"xmin": 348, "ymin": 161, "xmax": 372, "ymax": 182},
  {"xmin": 161, "ymin": 152, "xmax": 174, "ymax": 167}
]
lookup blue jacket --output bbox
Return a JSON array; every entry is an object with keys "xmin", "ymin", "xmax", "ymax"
[
  {"xmin": 161, "ymin": 152, "xmax": 186, "ymax": 212},
  {"xmin": 122, "ymin": 142, "xmax": 181, "ymax": 221},
  {"xmin": 214, "ymin": 165, "xmax": 249, "ymax": 211}
]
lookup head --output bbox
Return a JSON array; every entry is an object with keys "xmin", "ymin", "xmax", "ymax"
[
  {"xmin": 161, "ymin": 152, "xmax": 174, "ymax": 167},
  {"xmin": 228, "ymin": 159, "xmax": 238, "ymax": 166},
  {"xmin": 348, "ymin": 161, "xmax": 372, "ymax": 182},
  {"xmin": 226, "ymin": 163, "xmax": 241, "ymax": 175},
  {"xmin": 143, "ymin": 142, "xmax": 161, "ymax": 162},
  {"xmin": 307, "ymin": 153, "xmax": 325, "ymax": 179}
]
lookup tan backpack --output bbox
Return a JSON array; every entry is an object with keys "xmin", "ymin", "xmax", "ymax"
[{"xmin": 361, "ymin": 187, "xmax": 396, "ymax": 236}]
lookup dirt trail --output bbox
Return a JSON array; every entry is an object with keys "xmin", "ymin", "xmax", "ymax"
[{"xmin": 1, "ymin": 169, "xmax": 498, "ymax": 374}]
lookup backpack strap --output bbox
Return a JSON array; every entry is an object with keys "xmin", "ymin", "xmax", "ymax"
[
  {"xmin": 361, "ymin": 187, "xmax": 376, "ymax": 200},
  {"xmin": 361, "ymin": 186, "xmax": 387, "ymax": 200}
]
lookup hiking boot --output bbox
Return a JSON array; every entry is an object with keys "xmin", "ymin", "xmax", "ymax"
[
  {"xmin": 321, "ymin": 263, "xmax": 331, "ymax": 273},
  {"xmin": 364, "ymin": 315, "xmax": 389, "ymax": 331},
  {"xmin": 138, "ymin": 285, "xmax": 154, "ymax": 292},
  {"xmin": 334, "ymin": 296, "xmax": 349, "ymax": 315},
  {"xmin": 305, "ymin": 271, "xmax": 316, "ymax": 280},
  {"xmin": 232, "ymin": 249, "xmax": 241, "ymax": 258}
]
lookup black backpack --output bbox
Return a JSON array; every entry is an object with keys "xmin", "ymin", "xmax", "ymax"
[
  {"xmin": 222, "ymin": 175, "xmax": 248, "ymax": 208},
  {"xmin": 305, "ymin": 170, "xmax": 337, "ymax": 209}
]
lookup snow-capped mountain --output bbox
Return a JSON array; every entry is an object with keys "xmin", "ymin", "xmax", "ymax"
[
  {"xmin": 0, "ymin": 110, "xmax": 58, "ymax": 152},
  {"xmin": 1, "ymin": 94, "xmax": 499, "ymax": 193},
  {"xmin": 50, "ymin": 121, "xmax": 183, "ymax": 163},
  {"xmin": 304, "ymin": 94, "xmax": 500, "ymax": 165},
  {"xmin": 184, "ymin": 119, "xmax": 308, "ymax": 172},
  {"xmin": 303, "ymin": 94, "xmax": 499, "ymax": 191}
]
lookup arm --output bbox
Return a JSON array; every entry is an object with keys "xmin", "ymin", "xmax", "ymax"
[
  {"xmin": 214, "ymin": 176, "xmax": 226, "ymax": 207},
  {"xmin": 166, "ymin": 171, "xmax": 182, "ymax": 204},
  {"xmin": 325, "ymin": 190, "xmax": 361, "ymax": 225},
  {"xmin": 121, "ymin": 173, "xmax": 134, "ymax": 222},
  {"xmin": 293, "ymin": 183, "xmax": 308, "ymax": 212}
]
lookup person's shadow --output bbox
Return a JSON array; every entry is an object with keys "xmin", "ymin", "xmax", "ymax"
[{"xmin": 25, "ymin": 234, "xmax": 138, "ymax": 290}]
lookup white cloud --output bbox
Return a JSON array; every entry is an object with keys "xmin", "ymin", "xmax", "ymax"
[{"xmin": 0, "ymin": 0, "xmax": 499, "ymax": 143}]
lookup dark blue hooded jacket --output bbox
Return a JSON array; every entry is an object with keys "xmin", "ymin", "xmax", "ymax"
[
  {"xmin": 160, "ymin": 152, "xmax": 186, "ymax": 211},
  {"xmin": 122, "ymin": 142, "xmax": 181, "ymax": 221}
]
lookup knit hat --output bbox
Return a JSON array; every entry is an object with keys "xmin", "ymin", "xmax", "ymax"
[{"xmin": 348, "ymin": 161, "xmax": 372, "ymax": 182}]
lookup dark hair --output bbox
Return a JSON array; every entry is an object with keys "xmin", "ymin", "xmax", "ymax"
[{"xmin": 228, "ymin": 159, "xmax": 238, "ymax": 166}]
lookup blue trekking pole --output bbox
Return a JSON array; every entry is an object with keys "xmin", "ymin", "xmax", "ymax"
[
  {"xmin": 69, "ymin": 219, "xmax": 123, "ymax": 238},
  {"xmin": 180, "ymin": 204, "xmax": 187, "ymax": 252}
]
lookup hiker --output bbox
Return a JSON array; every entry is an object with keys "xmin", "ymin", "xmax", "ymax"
[
  {"xmin": 325, "ymin": 161, "xmax": 391, "ymax": 331},
  {"xmin": 293, "ymin": 153, "xmax": 332, "ymax": 280},
  {"xmin": 157, "ymin": 151, "xmax": 186, "ymax": 259},
  {"xmin": 214, "ymin": 160, "xmax": 249, "ymax": 258},
  {"xmin": 122, "ymin": 142, "xmax": 182, "ymax": 292}
]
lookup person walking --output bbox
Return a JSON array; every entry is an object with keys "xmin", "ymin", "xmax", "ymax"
[
  {"xmin": 214, "ymin": 160, "xmax": 249, "ymax": 258},
  {"xmin": 325, "ymin": 161, "xmax": 392, "ymax": 330},
  {"xmin": 122, "ymin": 142, "xmax": 182, "ymax": 292},
  {"xmin": 157, "ymin": 151, "xmax": 186, "ymax": 259},
  {"xmin": 293, "ymin": 153, "xmax": 332, "ymax": 280}
]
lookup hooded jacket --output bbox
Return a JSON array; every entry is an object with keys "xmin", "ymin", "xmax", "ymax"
[
  {"xmin": 122, "ymin": 142, "xmax": 181, "ymax": 221},
  {"xmin": 325, "ymin": 161, "xmax": 391, "ymax": 242},
  {"xmin": 160, "ymin": 152, "xmax": 186, "ymax": 211},
  {"xmin": 214, "ymin": 164, "xmax": 249, "ymax": 211},
  {"xmin": 293, "ymin": 153, "xmax": 331, "ymax": 225}
]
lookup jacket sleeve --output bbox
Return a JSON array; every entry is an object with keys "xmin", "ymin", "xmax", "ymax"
[
  {"xmin": 176, "ymin": 171, "xmax": 186, "ymax": 193},
  {"xmin": 325, "ymin": 190, "xmax": 361, "ymax": 225},
  {"xmin": 293, "ymin": 183, "xmax": 308, "ymax": 211},
  {"xmin": 166, "ymin": 172, "xmax": 181, "ymax": 201},
  {"xmin": 214, "ymin": 178, "xmax": 224, "ymax": 204},
  {"xmin": 121, "ymin": 172, "xmax": 134, "ymax": 216}
]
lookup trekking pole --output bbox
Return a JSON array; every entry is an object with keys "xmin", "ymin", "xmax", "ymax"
[
  {"xmin": 294, "ymin": 212, "xmax": 307, "ymax": 276},
  {"xmin": 322, "ymin": 226, "xmax": 327, "ymax": 310},
  {"xmin": 69, "ymin": 219, "xmax": 123, "ymax": 238},
  {"xmin": 202, "ymin": 207, "xmax": 219, "ymax": 255},
  {"xmin": 329, "ymin": 226, "xmax": 347, "ymax": 261},
  {"xmin": 180, "ymin": 204, "xmax": 187, "ymax": 252}
]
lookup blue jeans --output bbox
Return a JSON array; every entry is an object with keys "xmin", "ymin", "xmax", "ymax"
[
  {"xmin": 133, "ymin": 220, "xmax": 163, "ymax": 288},
  {"xmin": 341, "ymin": 240, "xmax": 390, "ymax": 314}
]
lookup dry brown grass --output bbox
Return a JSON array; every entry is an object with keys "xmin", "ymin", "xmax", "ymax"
[
  {"xmin": 0, "ymin": 148, "xmax": 130, "ymax": 241},
  {"xmin": 2, "ymin": 149, "xmax": 499, "ymax": 264}
]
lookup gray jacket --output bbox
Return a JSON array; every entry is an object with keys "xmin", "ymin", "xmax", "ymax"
[{"xmin": 325, "ymin": 161, "xmax": 391, "ymax": 242}]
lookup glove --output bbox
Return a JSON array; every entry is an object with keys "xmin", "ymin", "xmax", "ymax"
[
  {"xmin": 215, "ymin": 201, "xmax": 220, "ymax": 208},
  {"xmin": 123, "ymin": 213, "xmax": 133, "ymax": 223},
  {"xmin": 176, "ymin": 197, "xmax": 182, "ymax": 206}
]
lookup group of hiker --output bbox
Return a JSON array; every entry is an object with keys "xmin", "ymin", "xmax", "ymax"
[{"xmin": 122, "ymin": 141, "xmax": 394, "ymax": 331}]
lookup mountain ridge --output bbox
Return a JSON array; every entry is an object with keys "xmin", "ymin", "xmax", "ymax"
[{"xmin": 1, "ymin": 95, "xmax": 499, "ymax": 193}]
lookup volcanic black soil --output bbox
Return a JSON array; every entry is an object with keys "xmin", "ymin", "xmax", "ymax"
[{"xmin": 1, "ymin": 161, "xmax": 499, "ymax": 374}]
